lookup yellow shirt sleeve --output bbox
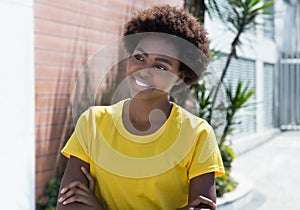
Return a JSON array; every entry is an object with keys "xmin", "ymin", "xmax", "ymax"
[
  {"xmin": 187, "ymin": 122, "xmax": 225, "ymax": 180},
  {"xmin": 61, "ymin": 109, "xmax": 92, "ymax": 164}
]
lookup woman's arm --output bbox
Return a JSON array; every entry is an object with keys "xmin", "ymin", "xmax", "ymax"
[
  {"xmin": 178, "ymin": 172, "xmax": 216, "ymax": 210},
  {"xmin": 56, "ymin": 156, "xmax": 102, "ymax": 210},
  {"xmin": 189, "ymin": 172, "xmax": 216, "ymax": 204}
]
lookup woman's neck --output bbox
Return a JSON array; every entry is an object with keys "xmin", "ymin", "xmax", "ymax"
[{"xmin": 123, "ymin": 96, "xmax": 172, "ymax": 134}]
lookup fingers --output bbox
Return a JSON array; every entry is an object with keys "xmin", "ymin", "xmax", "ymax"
[
  {"xmin": 60, "ymin": 192, "xmax": 89, "ymax": 205},
  {"xmin": 189, "ymin": 195, "xmax": 217, "ymax": 210},
  {"xmin": 187, "ymin": 207, "xmax": 210, "ymax": 210},
  {"xmin": 59, "ymin": 180, "xmax": 90, "ymax": 204},
  {"xmin": 58, "ymin": 187, "xmax": 89, "ymax": 205},
  {"xmin": 58, "ymin": 168, "xmax": 96, "ymax": 206},
  {"xmin": 60, "ymin": 180, "xmax": 90, "ymax": 194},
  {"xmin": 81, "ymin": 166, "xmax": 95, "ymax": 191}
]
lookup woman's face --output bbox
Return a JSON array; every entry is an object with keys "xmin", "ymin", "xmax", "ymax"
[{"xmin": 127, "ymin": 35, "xmax": 182, "ymax": 99}]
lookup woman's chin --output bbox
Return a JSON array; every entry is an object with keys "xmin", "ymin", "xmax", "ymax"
[{"xmin": 129, "ymin": 87, "xmax": 168, "ymax": 100}]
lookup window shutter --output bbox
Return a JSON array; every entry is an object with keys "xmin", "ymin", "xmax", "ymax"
[
  {"xmin": 210, "ymin": 55, "xmax": 256, "ymax": 138},
  {"xmin": 263, "ymin": 63, "xmax": 274, "ymax": 128}
]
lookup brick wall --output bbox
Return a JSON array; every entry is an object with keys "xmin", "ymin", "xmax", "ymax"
[{"xmin": 35, "ymin": 0, "xmax": 183, "ymax": 200}]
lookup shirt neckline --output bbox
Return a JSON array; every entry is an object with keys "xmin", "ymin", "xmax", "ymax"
[{"xmin": 112, "ymin": 99, "xmax": 178, "ymax": 143}]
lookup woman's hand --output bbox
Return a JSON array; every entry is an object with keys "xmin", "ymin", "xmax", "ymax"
[
  {"xmin": 58, "ymin": 166, "xmax": 102, "ymax": 210},
  {"xmin": 177, "ymin": 195, "xmax": 217, "ymax": 210}
]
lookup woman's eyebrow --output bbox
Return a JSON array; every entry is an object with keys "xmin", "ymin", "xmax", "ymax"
[
  {"xmin": 135, "ymin": 48, "xmax": 148, "ymax": 56},
  {"xmin": 154, "ymin": 57, "xmax": 173, "ymax": 67},
  {"xmin": 135, "ymin": 47, "xmax": 174, "ymax": 66}
]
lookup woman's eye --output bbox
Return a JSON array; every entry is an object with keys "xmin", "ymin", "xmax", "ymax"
[
  {"xmin": 134, "ymin": 54, "xmax": 144, "ymax": 61},
  {"xmin": 155, "ymin": 64, "xmax": 167, "ymax": 71}
]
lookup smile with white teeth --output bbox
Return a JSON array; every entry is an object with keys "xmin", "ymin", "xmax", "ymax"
[{"xmin": 135, "ymin": 78, "xmax": 151, "ymax": 88}]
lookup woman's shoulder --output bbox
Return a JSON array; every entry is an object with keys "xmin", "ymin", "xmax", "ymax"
[
  {"xmin": 173, "ymin": 103, "xmax": 212, "ymax": 131},
  {"xmin": 81, "ymin": 99, "xmax": 125, "ymax": 119},
  {"xmin": 173, "ymin": 103, "xmax": 207, "ymax": 122},
  {"xmin": 80, "ymin": 105, "xmax": 112, "ymax": 119}
]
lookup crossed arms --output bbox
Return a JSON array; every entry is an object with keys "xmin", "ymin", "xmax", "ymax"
[{"xmin": 56, "ymin": 156, "xmax": 217, "ymax": 210}]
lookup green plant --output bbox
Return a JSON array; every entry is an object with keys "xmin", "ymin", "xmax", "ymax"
[
  {"xmin": 216, "ymin": 169, "xmax": 238, "ymax": 197},
  {"xmin": 183, "ymin": 0, "xmax": 228, "ymax": 25},
  {"xmin": 36, "ymin": 176, "xmax": 61, "ymax": 210},
  {"xmin": 184, "ymin": 0, "xmax": 270, "ymax": 197},
  {"xmin": 193, "ymin": 80, "xmax": 255, "ymax": 196},
  {"xmin": 220, "ymin": 144, "xmax": 236, "ymax": 171},
  {"xmin": 191, "ymin": 81, "xmax": 214, "ymax": 119},
  {"xmin": 217, "ymin": 81, "xmax": 255, "ymax": 196},
  {"xmin": 219, "ymin": 81, "xmax": 255, "ymax": 147},
  {"xmin": 184, "ymin": 0, "xmax": 206, "ymax": 24},
  {"xmin": 208, "ymin": 0, "xmax": 274, "ymax": 123}
]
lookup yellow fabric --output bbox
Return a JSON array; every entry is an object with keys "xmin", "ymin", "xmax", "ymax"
[{"xmin": 61, "ymin": 100, "xmax": 224, "ymax": 210}]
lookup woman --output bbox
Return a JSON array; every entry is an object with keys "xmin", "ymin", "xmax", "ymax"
[{"xmin": 57, "ymin": 5, "xmax": 224, "ymax": 210}]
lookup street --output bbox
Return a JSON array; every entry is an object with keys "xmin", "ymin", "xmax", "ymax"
[{"xmin": 232, "ymin": 131, "xmax": 300, "ymax": 210}]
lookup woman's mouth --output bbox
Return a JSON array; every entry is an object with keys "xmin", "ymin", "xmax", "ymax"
[
  {"xmin": 135, "ymin": 78, "xmax": 152, "ymax": 88},
  {"xmin": 129, "ymin": 76, "xmax": 156, "ymax": 94}
]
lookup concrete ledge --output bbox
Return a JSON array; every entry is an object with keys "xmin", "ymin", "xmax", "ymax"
[
  {"xmin": 231, "ymin": 129, "xmax": 280, "ymax": 156},
  {"xmin": 217, "ymin": 173, "xmax": 253, "ymax": 210},
  {"xmin": 216, "ymin": 129, "xmax": 280, "ymax": 209}
]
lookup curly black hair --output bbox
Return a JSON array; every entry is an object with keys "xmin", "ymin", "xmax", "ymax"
[{"xmin": 123, "ymin": 5, "xmax": 210, "ymax": 85}]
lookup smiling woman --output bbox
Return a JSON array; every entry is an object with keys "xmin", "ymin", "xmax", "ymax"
[
  {"xmin": 56, "ymin": 5, "xmax": 224, "ymax": 210},
  {"xmin": 127, "ymin": 36, "xmax": 182, "ymax": 98}
]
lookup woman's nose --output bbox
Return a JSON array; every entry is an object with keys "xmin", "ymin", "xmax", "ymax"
[
  {"xmin": 128, "ymin": 59, "xmax": 153, "ymax": 75},
  {"xmin": 137, "ymin": 68, "xmax": 153, "ymax": 79}
]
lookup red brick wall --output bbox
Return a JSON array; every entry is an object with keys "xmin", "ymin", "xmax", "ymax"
[{"xmin": 35, "ymin": 0, "xmax": 183, "ymax": 199}]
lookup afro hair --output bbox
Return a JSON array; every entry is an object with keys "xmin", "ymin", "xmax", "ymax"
[{"xmin": 123, "ymin": 5, "xmax": 210, "ymax": 85}]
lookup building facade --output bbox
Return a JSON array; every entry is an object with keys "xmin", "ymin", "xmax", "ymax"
[
  {"xmin": 0, "ymin": 0, "xmax": 299, "ymax": 209},
  {"xmin": 206, "ymin": 0, "xmax": 300, "ymax": 138}
]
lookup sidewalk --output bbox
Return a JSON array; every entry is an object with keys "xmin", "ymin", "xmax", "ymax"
[{"xmin": 231, "ymin": 130, "xmax": 300, "ymax": 210}]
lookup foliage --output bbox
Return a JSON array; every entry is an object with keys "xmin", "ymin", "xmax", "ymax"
[
  {"xmin": 36, "ymin": 176, "xmax": 61, "ymax": 210},
  {"xmin": 220, "ymin": 145, "xmax": 236, "ymax": 170},
  {"xmin": 185, "ymin": 0, "xmax": 273, "ymax": 197},
  {"xmin": 183, "ymin": 0, "xmax": 229, "ymax": 24},
  {"xmin": 208, "ymin": 0, "xmax": 274, "ymax": 123},
  {"xmin": 193, "ymin": 80, "xmax": 254, "ymax": 196},
  {"xmin": 193, "ymin": 80, "xmax": 255, "ymax": 145},
  {"xmin": 216, "ymin": 169, "xmax": 238, "ymax": 197},
  {"xmin": 191, "ymin": 82, "xmax": 214, "ymax": 119},
  {"xmin": 184, "ymin": 0, "xmax": 206, "ymax": 24},
  {"xmin": 219, "ymin": 81, "xmax": 255, "ymax": 147}
]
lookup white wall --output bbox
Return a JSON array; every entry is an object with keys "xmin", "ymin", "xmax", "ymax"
[
  {"xmin": 205, "ymin": 17, "xmax": 277, "ymax": 65},
  {"xmin": 205, "ymin": 7, "xmax": 278, "ymax": 134},
  {"xmin": 275, "ymin": 0, "xmax": 299, "ymax": 54},
  {"xmin": 0, "ymin": 0, "xmax": 34, "ymax": 209}
]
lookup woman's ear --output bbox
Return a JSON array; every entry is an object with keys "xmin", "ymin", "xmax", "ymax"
[
  {"xmin": 174, "ymin": 71, "xmax": 185, "ymax": 86},
  {"xmin": 174, "ymin": 77, "xmax": 184, "ymax": 86}
]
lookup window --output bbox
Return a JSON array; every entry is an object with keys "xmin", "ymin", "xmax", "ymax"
[
  {"xmin": 211, "ymin": 55, "xmax": 256, "ymax": 138},
  {"xmin": 263, "ymin": 63, "xmax": 274, "ymax": 128},
  {"xmin": 263, "ymin": 1, "xmax": 275, "ymax": 40}
]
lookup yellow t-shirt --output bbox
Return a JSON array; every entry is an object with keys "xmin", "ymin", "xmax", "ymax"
[{"xmin": 61, "ymin": 100, "xmax": 224, "ymax": 210}]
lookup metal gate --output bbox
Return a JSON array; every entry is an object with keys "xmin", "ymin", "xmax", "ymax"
[{"xmin": 278, "ymin": 55, "xmax": 300, "ymax": 130}]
